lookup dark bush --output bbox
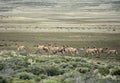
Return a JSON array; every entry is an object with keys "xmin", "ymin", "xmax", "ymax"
[
  {"xmin": 93, "ymin": 65, "xmax": 99, "ymax": 69},
  {"xmin": 78, "ymin": 67, "xmax": 90, "ymax": 74},
  {"xmin": 45, "ymin": 66, "xmax": 64, "ymax": 76},
  {"xmin": 60, "ymin": 63, "xmax": 68, "ymax": 68},
  {"xmin": 111, "ymin": 69, "xmax": 120, "ymax": 76},
  {"xmin": 35, "ymin": 77, "xmax": 41, "ymax": 82},
  {"xmin": 0, "ymin": 76, "xmax": 12, "ymax": 83},
  {"xmin": 26, "ymin": 66, "xmax": 46, "ymax": 75},
  {"xmin": 98, "ymin": 67, "xmax": 109, "ymax": 76},
  {"xmin": 40, "ymin": 74, "xmax": 48, "ymax": 79},
  {"xmin": 71, "ymin": 62, "xmax": 77, "ymax": 68},
  {"xmin": 4, "ymin": 58, "xmax": 30, "ymax": 70},
  {"xmin": 67, "ymin": 65, "xmax": 74, "ymax": 69},
  {"xmin": 0, "ymin": 63, "xmax": 4, "ymax": 70},
  {"xmin": 106, "ymin": 65, "xmax": 114, "ymax": 69},
  {"xmin": 17, "ymin": 72, "xmax": 35, "ymax": 80}
]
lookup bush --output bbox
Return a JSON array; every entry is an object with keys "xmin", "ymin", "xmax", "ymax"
[
  {"xmin": 45, "ymin": 66, "xmax": 64, "ymax": 76},
  {"xmin": 77, "ymin": 67, "xmax": 90, "ymax": 74},
  {"xmin": 64, "ymin": 71, "xmax": 80, "ymax": 78},
  {"xmin": 60, "ymin": 63, "xmax": 68, "ymax": 69},
  {"xmin": 71, "ymin": 62, "xmax": 78, "ymax": 68},
  {"xmin": 4, "ymin": 58, "xmax": 30, "ymax": 70},
  {"xmin": 0, "ymin": 76, "xmax": 12, "ymax": 83},
  {"xmin": 0, "ymin": 63, "xmax": 4, "ymax": 70},
  {"xmin": 40, "ymin": 74, "xmax": 48, "ymax": 79},
  {"xmin": 106, "ymin": 65, "xmax": 114, "ymax": 69},
  {"xmin": 98, "ymin": 67, "xmax": 109, "ymax": 76},
  {"xmin": 111, "ymin": 69, "xmax": 120, "ymax": 76},
  {"xmin": 67, "ymin": 64, "xmax": 74, "ymax": 69},
  {"xmin": 35, "ymin": 77, "xmax": 41, "ymax": 82},
  {"xmin": 26, "ymin": 66, "xmax": 46, "ymax": 75},
  {"xmin": 16, "ymin": 72, "xmax": 35, "ymax": 80}
]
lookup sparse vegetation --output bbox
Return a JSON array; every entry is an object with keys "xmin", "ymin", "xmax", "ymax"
[{"xmin": 0, "ymin": 32, "xmax": 120, "ymax": 83}]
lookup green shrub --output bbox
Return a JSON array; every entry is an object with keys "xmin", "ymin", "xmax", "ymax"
[
  {"xmin": 26, "ymin": 66, "xmax": 46, "ymax": 75},
  {"xmin": 5, "ymin": 58, "xmax": 30, "ymax": 70},
  {"xmin": 16, "ymin": 72, "xmax": 35, "ymax": 80},
  {"xmin": 45, "ymin": 66, "xmax": 64, "ymax": 76},
  {"xmin": 77, "ymin": 67, "xmax": 90, "ymax": 74},
  {"xmin": 0, "ymin": 63, "xmax": 4, "ymax": 70},
  {"xmin": 111, "ymin": 69, "xmax": 120, "ymax": 76},
  {"xmin": 64, "ymin": 71, "xmax": 80, "ymax": 78},
  {"xmin": 35, "ymin": 58, "xmax": 46, "ymax": 63},
  {"xmin": 71, "ymin": 62, "xmax": 78, "ymax": 68},
  {"xmin": 93, "ymin": 65, "xmax": 99, "ymax": 69},
  {"xmin": 106, "ymin": 65, "xmax": 114, "ymax": 69},
  {"xmin": 60, "ymin": 63, "xmax": 68, "ymax": 69},
  {"xmin": 98, "ymin": 67, "xmax": 109, "ymax": 76},
  {"xmin": 0, "ymin": 76, "xmax": 12, "ymax": 83},
  {"xmin": 35, "ymin": 77, "xmax": 41, "ymax": 82},
  {"xmin": 40, "ymin": 74, "xmax": 48, "ymax": 79},
  {"xmin": 53, "ymin": 59, "xmax": 67, "ymax": 64},
  {"xmin": 79, "ymin": 63, "xmax": 91, "ymax": 68},
  {"xmin": 97, "ymin": 62, "xmax": 101, "ymax": 64},
  {"xmin": 75, "ymin": 58, "xmax": 86, "ymax": 63},
  {"xmin": 67, "ymin": 64, "xmax": 74, "ymax": 69}
]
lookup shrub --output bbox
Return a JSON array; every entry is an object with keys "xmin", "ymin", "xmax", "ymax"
[
  {"xmin": 71, "ymin": 62, "xmax": 78, "ymax": 68},
  {"xmin": 35, "ymin": 77, "xmax": 41, "ymax": 82},
  {"xmin": 111, "ymin": 69, "xmax": 120, "ymax": 76},
  {"xmin": 0, "ymin": 63, "xmax": 4, "ymax": 70},
  {"xmin": 60, "ymin": 63, "xmax": 68, "ymax": 69},
  {"xmin": 97, "ymin": 62, "xmax": 101, "ymax": 64},
  {"xmin": 79, "ymin": 63, "xmax": 91, "ymax": 68},
  {"xmin": 98, "ymin": 67, "xmax": 109, "ymax": 76},
  {"xmin": 40, "ymin": 74, "xmax": 48, "ymax": 79},
  {"xmin": 45, "ymin": 66, "xmax": 64, "ymax": 76},
  {"xmin": 53, "ymin": 58, "xmax": 67, "ymax": 64},
  {"xmin": 64, "ymin": 71, "xmax": 80, "ymax": 78},
  {"xmin": 16, "ymin": 72, "xmax": 35, "ymax": 80},
  {"xmin": 0, "ymin": 76, "xmax": 13, "ymax": 83},
  {"xmin": 106, "ymin": 65, "xmax": 114, "ymax": 69},
  {"xmin": 93, "ymin": 65, "xmax": 99, "ymax": 69},
  {"xmin": 67, "ymin": 64, "xmax": 74, "ymax": 69},
  {"xmin": 26, "ymin": 66, "xmax": 46, "ymax": 75},
  {"xmin": 5, "ymin": 58, "xmax": 30, "ymax": 70},
  {"xmin": 77, "ymin": 67, "xmax": 90, "ymax": 74}
]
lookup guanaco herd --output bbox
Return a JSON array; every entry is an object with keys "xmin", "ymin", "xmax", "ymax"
[{"xmin": 16, "ymin": 44, "xmax": 118, "ymax": 55}]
